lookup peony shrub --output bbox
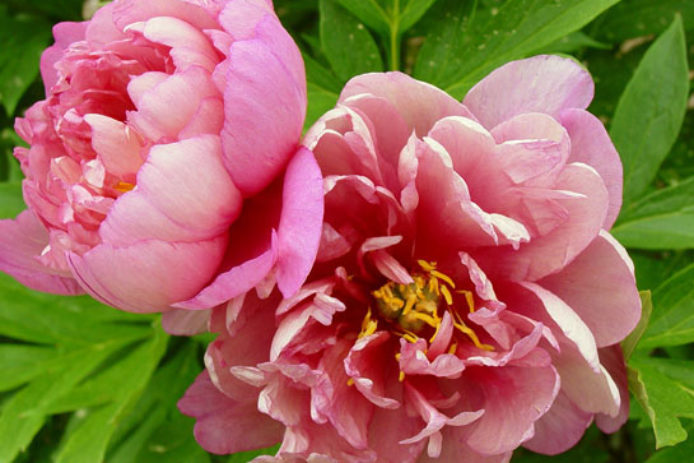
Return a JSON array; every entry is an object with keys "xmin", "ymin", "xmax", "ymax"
[
  {"xmin": 0, "ymin": 0, "xmax": 323, "ymax": 316},
  {"xmin": 180, "ymin": 55, "xmax": 641, "ymax": 462}
]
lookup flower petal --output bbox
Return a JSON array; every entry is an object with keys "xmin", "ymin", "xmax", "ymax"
[{"xmin": 463, "ymin": 55, "xmax": 593, "ymax": 129}]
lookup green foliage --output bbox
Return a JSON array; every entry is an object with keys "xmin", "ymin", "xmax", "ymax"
[
  {"xmin": 610, "ymin": 16, "xmax": 690, "ymax": 207},
  {"xmin": 414, "ymin": 0, "xmax": 620, "ymax": 98}
]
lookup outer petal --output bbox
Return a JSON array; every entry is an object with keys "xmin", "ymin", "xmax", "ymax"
[
  {"xmin": 539, "ymin": 231, "xmax": 640, "ymax": 347},
  {"xmin": 221, "ymin": 38, "xmax": 306, "ymax": 196},
  {"xmin": 0, "ymin": 211, "xmax": 82, "ymax": 295},
  {"xmin": 522, "ymin": 391, "xmax": 592, "ymax": 455},
  {"xmin": 276, "ymin": 147, "xmax": 324, "ymax": 298},
  {"xmin": 559, "ymin": 108, "xmax": 623, "ymax": 228},
  {"xmin": 595, "ymin": 345, "xmax": 630, "ymax": 433},
  {"xmin": 68, "ymin": 234, "xmax": 227, "ymax": 312},
  {"xmin": 463, "ymin": 55, "xmax": 594, "ymax": 129},
  {"xmin": 179, "ymin": 372, "xmax": 284, "ymax": 455},
  {"xmin": 339, "ymin": 72, "xmax": 476, "ymax": 137}
]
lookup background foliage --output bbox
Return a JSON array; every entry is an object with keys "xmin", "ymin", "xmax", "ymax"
[{"xmin": 0, "ymin": 0, "xmax": 692, "ymax": 461}]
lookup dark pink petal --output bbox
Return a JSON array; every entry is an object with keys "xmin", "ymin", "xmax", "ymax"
[
  {"xmin": 221, "ymin": 38, "xmax": 306, "ymax": 196},
  {"xmin": 179, "ymin": 372, "xmax": 283, "ymax": 454},
  {"xmin": 344, "ymin": 332, "xmax": 401, "ymax": 409},
  {"xmin": 0, "ymin": 212, "xmax": 82, "ymax": 295},
  {"xmin": 339, "ymin": 72, "xmax": 476, "ymax": 137},
  {"xmin": 560, "ymin": 108, "xmax": 623, "ymax": 228},
  {"xmin": 276, "ymin": 147, "xmax": 324, "ymax": 298},
  {"xmin": 68, "ymin": 234, "xmax": 227, "ymax": 312},
  {"xmin": 539, "ymin": 232, "xmax": 640, "ymax": 347},
  {"xmin": 174, "ymin": 244, "xmax": 276, "ymax": 310},
  {"xmin": 522, "ymin": 391, "xmax": 592, "ymax": 455},
  {"xmin": 463, "ymin": 55, "xmax": 593, "ymax": 129}
]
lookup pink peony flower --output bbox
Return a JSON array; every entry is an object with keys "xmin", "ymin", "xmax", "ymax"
[
  {"xmin": 0, "ymin": 0, "xmax": 323, "ymax": 315},
  {"xmin": 179, "ymin": 56, "xmax": 641, "ymax": 461}
]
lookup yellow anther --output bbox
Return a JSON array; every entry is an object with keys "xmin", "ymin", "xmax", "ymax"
[
  {"xmin": 417, "ymin": 260, "xmax": 437, "ymax": 272},
  {"xmin": 396, "ymin": 329, "xmax": 419, "ymax": 343},
  {"xmin": 429, "ymin": 318, "xmax": 443, "ymax": 343},
  {"xmin": 450, "ymin": 309, "xmax": 494, "ymax": 351},
  {"xmin": 448, "ymin": 342, "xmax": 458, "ymax": 355},
  {"xmin": 412, "ymin": 312, "xmax": 438, "ymax": 328},
  {"xmin": 399, "ymin": 371, "xmax": 406, "ymax": 382},
  {"xmin": 114, "ymin": 181, "xmax": 135, "ymax": 193},
  {"xmin": 431, "ymin": 270, "xmax": 455, "ymax": 289},
  {"xmin": 395, "ymin": 353, "xmax": 401, "ymax": 361},
  {"xmin": 428, "ymin": 276, "xmax": 440, "ymax": 296},
  {"xmin": 347, "ymin": 378, "xmax": 355, "ymax": 386},
  {"xmin": 440, "ymin": 285, "xmax": 453, "ymax": 306},
  {"xmin": 358, "ymin": 307, "xmax": 378, "ymax": 339},
  {"xmin": 402, "ymin": 293, "xmax": 417, "ymax": 315}
]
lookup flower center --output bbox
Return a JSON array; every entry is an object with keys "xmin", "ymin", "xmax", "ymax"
[{"xmin": 360, "ymin": 260, "xmax": 493, "ymax": 352}]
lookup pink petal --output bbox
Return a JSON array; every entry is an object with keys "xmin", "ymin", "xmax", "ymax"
[
  {"xmin": 464, "ymin": 363, "xmax": 559, "ymax": 455},
  {"xmin": 68, "ymin": 234, "xmax": 228, "ymax": 312},
  {"xmin": 100, "ymin": 135, "xmax": 242, "ymax": 245},
  {"xmin": 344, "ymin": 332, "xmax": 401, "ymax": 409},
  {"xmin": 179, "ymin": 372, "xmax": 284, "ymax": 454},
  {"xmin": 522, "ymin": 391, "xmax": 592, "ymax": 455},
  {"xmin": 463, "ymin": 55, "xmax": 594, "ymax": 129},
  {"xmin": 559, "ymin": 108, "xmax": 623, "ymax": 228},
  {"xmin": 112, "ymin": 0, "xmax": 219, "ymax": 32},
  {"xmin": 539, "ymin": 231, "xmax": 640, "ymax": 347},
  {"xmin": 0, "ymin": 211, "xmax": 82, "ymax": 295},
  {"xmin": 84, "ymin": 114, "xmax": 144, "ymax": 182},
  {"xmin": 127, "ymin": 66, "xmax": 220, "ymax": 141},
  {"xmin": 221, "ymin": 38, "xmax": 306, "ymax": 196},
  {"xmin": 276, "ymin": 147, "xmax": 324, "ymax": 298},
  {"xmin": 174, "ymin": 243, "xmax": 276, "ymax": 310},
  {"xmin": 339, "ymin": 72, "xmax": 476, "ymax": 137},
  {"xmin": 41, "ymin": 21, "xmax": 88, "ymax": 93},
  {"xmin": 476, "ymin": 162, "xmax": 608, "ymax": 281}
]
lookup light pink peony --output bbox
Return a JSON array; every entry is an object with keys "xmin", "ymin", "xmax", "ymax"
[
  {"xmin": 179, "ymin": 56, "xmax": 641, "ymax": 461},
  {"xmin": 0, "ymin": 0, "xmax": 323, "ymax": 314}
]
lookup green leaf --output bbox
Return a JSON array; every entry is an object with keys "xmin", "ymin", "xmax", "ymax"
[
  {"xmin": 0, "ymin": 181, "xmax": 25, "ymax": 218},
  {"xmin": 609, "ymin": 16, "xmax": 689, "ymax": 206},
  {"xmin": 0, "ymin": 273, "xmax": 163, "ymax": 462},
  {"xmin": 414, "ymin": 0, "xmax": 620, "ymax": 98},
  {"xmin": 628, "ymin": 357, "xmax": 694, "ymax": 448},
  {"xmin": 335, "ymin": 0, "xmax": 438, "ymax": 36},
  {"xmin": 612, "ymin": 176, "xmax": 694, "ymax": 249},
  {"xmin": 622, "ymin": 291, "xmax": 653, "ymax": 360},
  {"xmin": 319, "ymin": 0, "xmax": 384, "ymax": 82},
  {"xmin": 0, "ymin": 7, "xmax": 51, "ymax": 115},
  {"xmin": 639, "ymin": 263, "xmax": 694, "ymax": 349},
  {"xmin": 647, "ymin": 426, "xmax": 694, "ymax": 463},
  {"xmin": 228, "ymin": 446, "xmax": 280, "ymax": 462},
  {"xmin": 54, "ymin": 326, "xmax": 168, "ymax": 463},
  {"xmin": 595, "ymin": 0, "xmax": 694, "ymax": 43},
  {"xmin": 305, "ymin": 82, "xmax": 339, "ymax": 132}
]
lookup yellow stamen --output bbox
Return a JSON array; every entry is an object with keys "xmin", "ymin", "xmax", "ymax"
[
  {"xmin": 417, "ymin": 260, "xmax": 437, "ymax": 272},
  {"xmin": 440, "ymin": 285, "xmax": 453, "ymax": 306},
  {"xmin": 395, "ymin": 329, "xmax": 419, "ymax": 343},
  {"xmin": 448, "ymin": 342, "xmax": 458, "ymax": 355},
  {"xmin": 450, "ymin": 309, "xmax": 494, "ymax": 351},
  {"xmin": 347, "ymin": 378, "xmax": 355, "ymax": 386},
  {"xmin": 399, "ymin": 371, "xmax": 406, "ymax": 382},
  {"xmin": 114, "ymin": 181, "xmax": 135, "ymax": 193},
  {"xmin": 431, "ymin": 270, "xmax": 455, "ymax": 289},
  {"xmin": 358, "ymin": 307, "xmax": 378, "ymax": 339}
]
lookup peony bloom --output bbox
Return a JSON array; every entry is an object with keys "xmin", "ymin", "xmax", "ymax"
[
  {"xmin": 0, "ymin": 0, "xmax": 323, "ymax": 315},
  {"xmin": 179, "ymin": 56, "xmax": 641, "ymax": 461}
]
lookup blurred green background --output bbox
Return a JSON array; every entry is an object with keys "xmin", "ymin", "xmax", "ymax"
[{"xmin": 0, "ymin": 0, "xmax": 692, "ymax": 462}]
